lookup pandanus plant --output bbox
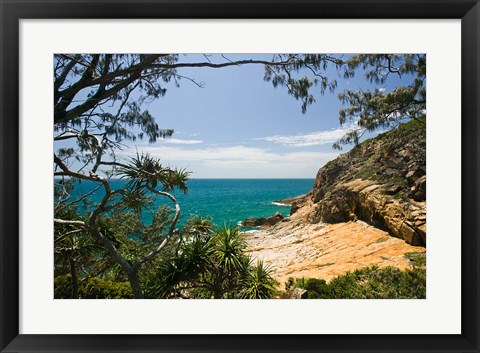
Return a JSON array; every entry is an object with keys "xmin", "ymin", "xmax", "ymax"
[{"xmin": 151, "ymin": 220, "xmax": 278, "ymax": 299}]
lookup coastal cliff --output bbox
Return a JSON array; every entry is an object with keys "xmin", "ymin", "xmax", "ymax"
[
  {"xmin": 291, "ymin": 117, "xmax": 426, "ymax": 246},
  {"xmin": 245, "ymin": 118, "xmax": 426, "ymax": 284}
]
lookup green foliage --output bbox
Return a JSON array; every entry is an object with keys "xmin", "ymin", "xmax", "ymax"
[
  {"xmin": 119, "ymin": 188, "xmax": 152, "ymax": 213},
  {"xmin": 183, "ymin": 215, "xmax": 214, "ymax": 235},
  {"xmin": 241, "ymin": 260, "xmax": 278, "ymax": 299},
  {"xmin": 54, "ymin": 54, "xmax": 428, "ymax": 298},
  {"xmin": 54, "ymin": 203, "xmax": 177, "ymax": 294},
  {"xmin": 98, "ymin": 206, "xmax": 177, "ymax": 265},
  {"xmin": 211, "ymin": 227, "xmax": 247, "ymax": 273},
  {"xmin": 335, "ymin": 54, "xmax": 426, "ymax": 149},
  {"xmin": 55, "ymin": 274, "xmax": 133, "ymax": 299},
  {"xmin": 287, "ymin": 265, "xmax": 426, "ymax": 299},
  {"xmin": 142, "ymin": 205, "xmax": 174, "ymax": 243},
  {"xmin": 263, "ymin": 54, "xmax": 352, "ymax": 113},
  {"xmin": 149, "ymin": 221, "xmax": 277, "ymax": 299},
  {"xmin": 54, "ymin": 54, "xmax": 178, "ymax": 141},
  {"xmin": 352, "ymin": 166, "xmax": 376, "ymax": 180},
  {"xmin": 404, "ymin": 252, "xmax": 426, "ymax": 267},
  {"xmin": 53, "ymin": 54, "xmax": 353, "ymax": 150},
  {"xmin": 323, "ymin": 160, "xmax": 335, "ymax": 168},
  {"xmin": 291, "ymin": 277, "xmax": 331, "ymax": 299},
  {"xmin": 54, "ymin": 205, "xmax": 105, "ymax": 280},
  {"xmin": 117, "ymin": 152, "xmax": 190, "ymax": 192}
]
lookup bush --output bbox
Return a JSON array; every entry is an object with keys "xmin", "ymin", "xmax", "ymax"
[
  {"xmin": 55, "ymin": 274, "xmax": 134, "ymax": 299},
  {"xmin": 292, "ymin": 277, "xmax": 330, "ymax": 298},
  {"xmin": 286, "ymin": 265, "xmax": 426, "ymax": 299}
]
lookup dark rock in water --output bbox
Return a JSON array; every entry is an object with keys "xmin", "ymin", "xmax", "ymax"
[
  {"xmin": 265, "ymin": 212, "xmax": 283, "ymax": 226},
  {"xmin": 242, "ymin": 217, "xmax": 267, "ymax": 227},
  {"xmin": 242, "ymin": 212, "xmax": 284, "ymax": 227}
]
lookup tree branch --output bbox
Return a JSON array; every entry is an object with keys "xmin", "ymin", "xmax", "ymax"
[
  {"xmin": 54, "ymin": 218, "xmax": 86, "ymax": 227},
  {"xmin": 134, "ymin": 186, "xmax": 181, "ymax": 270}
]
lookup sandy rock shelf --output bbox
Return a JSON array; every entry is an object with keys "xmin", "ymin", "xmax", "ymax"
[{"xmin": 244, "ymin": 218, "xmax": 425, "ymax": 286}]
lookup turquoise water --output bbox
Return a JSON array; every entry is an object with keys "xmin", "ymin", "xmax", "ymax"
[{"xmin": 60, "ymin": 178, "xmax": 314, "ymax": 228}]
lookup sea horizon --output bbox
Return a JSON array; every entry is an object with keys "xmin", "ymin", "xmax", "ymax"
[
  {"xmin": 56, "ymin": 178, "xmax": 315, "ymax": 228},
  {"xmin": 55, "ymin": 176, "xmax": 317, "ymax": 180}
]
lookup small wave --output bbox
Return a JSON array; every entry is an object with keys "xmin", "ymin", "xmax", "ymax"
[
  {"xmin": 237, "ymin": 221, "xmax": 243, "ymax": 226},
  {"xmin": 243, "ymin": 229, "xmax": 260, "ymax": 234},
  {"xmin": 271, "ymin": 202, "xmax": 291, "ymax": 207}
]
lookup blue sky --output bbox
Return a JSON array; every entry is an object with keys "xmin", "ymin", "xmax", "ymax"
[{"xmin": 57, "ymin": 54, "xmax": 414, "ymax": 178}]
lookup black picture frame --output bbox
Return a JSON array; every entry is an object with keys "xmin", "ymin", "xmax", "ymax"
[{"xmin": 1, "ymin": 1, "xmax": 479, "ymax": 352}]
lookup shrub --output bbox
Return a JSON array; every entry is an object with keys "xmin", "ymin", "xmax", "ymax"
[
  {"xmin": 55, "ymin": 274, "xmax": 134, "ymax": 299},
  {"xmin": 286, "ymin": 265, "xmax": 426, "ymax": 299},
  {"xmin": 291, "ymin": 277, "xmax": 330, "ymax": 298}
]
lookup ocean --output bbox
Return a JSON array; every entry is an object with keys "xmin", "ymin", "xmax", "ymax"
[{"xmin": 59, "ymin": 178, "xmax": 314, "ymax": 229}]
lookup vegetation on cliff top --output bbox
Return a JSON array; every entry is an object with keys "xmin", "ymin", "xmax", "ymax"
[{"xmin": 283, "ymin": 257, "xmax": 426, "ymax": 299}]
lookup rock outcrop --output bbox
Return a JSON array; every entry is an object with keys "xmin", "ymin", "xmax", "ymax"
[
  {"xmin": 275, "ymin": 192, "xmax": 313, "ymax": 216},
  {"xmin": 243, "ymin": 119, "xmax": 426, "ymax": 284},
  {"xmin": 242, "ymin": 212, "xmax": 284, "ymax": 227},
  {"xmin": 289, "ymin": 288, "xmax": 308, "ymax": 299},
  {"xmin": 307, "ymin": 117, "xmax": 426, "ymax": 246},
  {"xmin": 242, "ymin": 217, "xmax": 267, "ymax": 227}
]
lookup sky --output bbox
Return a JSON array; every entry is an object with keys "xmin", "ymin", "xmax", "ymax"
[{"xmin": 56, "ymin": 54, "xmax": 414, "ymax": 179}]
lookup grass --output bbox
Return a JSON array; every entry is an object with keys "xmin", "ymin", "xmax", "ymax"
[
  {"xmin": 352, "ymin": 166, "xmax": 376, "ymax": 180},
  {"xmin": 323, "ymin": 159, "xmax": 336, "ymax": 168},
  {"xmin": 345, "ymin": 116, "xmax": 425, "ymax": 187}
]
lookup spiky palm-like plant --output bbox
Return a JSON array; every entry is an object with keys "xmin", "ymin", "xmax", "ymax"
[
  {"xmin": 183, "ymin": 215, "xmax": 214, "ymax": 236},
  {"xmin": 117, "ymin": 153, "xmax": 189, "ymax": 193},
  {"xmin": 211, "ymin": 226, "xmax": 247, "ymax": 274},
  {"xmin": 148, "ymin": 223, "xmax": 278, "ymax": 299},
  {"xmin": 241, "ymin": 260, "xmax": 278, "ymax": 299}
]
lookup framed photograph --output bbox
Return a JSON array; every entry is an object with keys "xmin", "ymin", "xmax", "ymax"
[{"xmin": 1, "ymin": 0, "xmax": 479, "ymax": 352}]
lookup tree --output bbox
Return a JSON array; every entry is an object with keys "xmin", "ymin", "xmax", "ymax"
[
  {"xmin": 53, "ymin": 53, "xmax": 425, "ymax": 298},
  {"xmin": 334, "ymin": 54, "xmax": 426, "ymax": 148},
  {"xmin": 54, "ymin": 152, "xmax": 188, "ymax": 298},
  {"xmin": 151, "ymin": 220, "xmax": 278, "ymax": 299},
  {"xmin": 53, "ymin": 54, "xmax": 348, "ymax": 298}
]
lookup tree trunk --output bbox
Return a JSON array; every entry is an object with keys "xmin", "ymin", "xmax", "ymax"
[
  {"xmin": 213, "ymin": 287, "xmax": 222, "ymax": 299},
  {"xmin": 127, "ymin": 270, "xmax": 144, "ymax": 299},
  {"xmin": 213, "ymin": 272, "xmax": 223, "ymax": 299},
  {"xmin": 69, "ymin": 257, "xmax": 79, "ymax": 299}
]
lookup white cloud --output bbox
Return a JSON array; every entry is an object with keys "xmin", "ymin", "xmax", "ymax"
[
  {"xmin": 134, "ymin": 145, "xmax": 336, "ymax": 163},
  {"xmin": 257, "ymin": 122, "xmax": 360, "ymax": 147},
  {"xmin": 119, "ymin": 145, "xmax": 340, "ymax": 178},
  {"xmin": 161, "ymin": 138, "xmax": 203, "ymax": 145}
]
